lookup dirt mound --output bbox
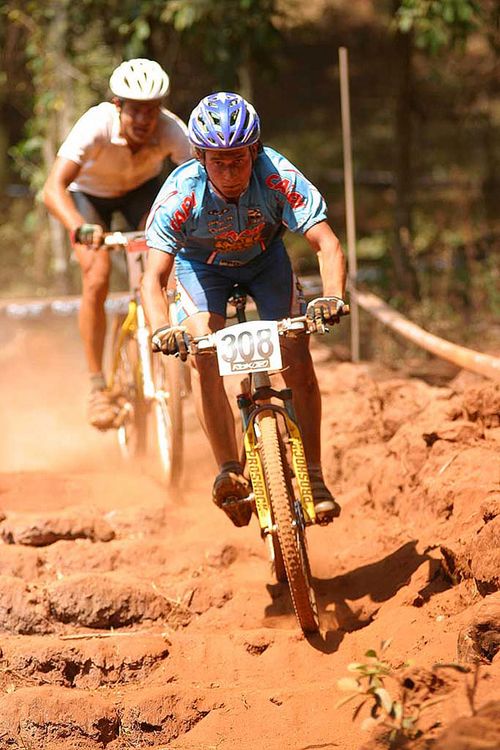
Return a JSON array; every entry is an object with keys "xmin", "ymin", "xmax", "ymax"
[
  {"xmin": 0, "ymin": 319, "xmax": 499, "ymax": 749},
  {"xmin": 433, "ymin": 700, "xmax": 500, "ymax": 749},
  {"xmin": 322, "ymin": 369, "xmax": 500, "ymax": 599}
]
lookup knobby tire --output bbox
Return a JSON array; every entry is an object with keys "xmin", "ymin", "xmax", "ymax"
[
  {"xmin": 152, "ymin": 354, "xmax": 184, "ymax": 487},
  {"xmin": 258, "ymin": 413, "xmax": 319, "ymax": 633},
  {"xmin": 111, "ymin": 316, "xmax": 147, "ymax": 460}
]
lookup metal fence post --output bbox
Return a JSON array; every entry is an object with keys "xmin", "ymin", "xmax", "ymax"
[{"xmin": 339, "ymin": 46, "xmax": 360, "ymax": 362}]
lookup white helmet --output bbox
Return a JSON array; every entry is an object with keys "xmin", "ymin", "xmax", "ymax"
[{"xmin": 109, "ymin": 58, "xmax": 170, "ymax": 101}]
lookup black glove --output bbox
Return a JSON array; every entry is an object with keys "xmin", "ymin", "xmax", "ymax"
[
  {"xmin": 151, "ymin": 325, "xmax": 189, "ymax": 361},
  {"xmin": 71, "ymin": 223, "xmax": 104, "ymax": 248},
  {"xmin": 306, "ymin": 296, "xmax": 346, "ymax": 332}
]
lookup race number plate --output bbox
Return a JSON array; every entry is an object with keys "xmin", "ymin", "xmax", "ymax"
[
  {"xmin": 215, "ymin": 321, "xmax": 282, "ymax": 376},
  {"xmin": 125, "ymin": 245, "xmax": 147, "ymax": 292}
]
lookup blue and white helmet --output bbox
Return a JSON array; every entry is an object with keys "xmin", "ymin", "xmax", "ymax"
[{"xmin": 188, "ymin": 92, "xmax": 261, "ymax": 150}]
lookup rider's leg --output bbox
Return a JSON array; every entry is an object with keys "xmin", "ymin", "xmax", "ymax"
[
  {"xmin": 73, "ymin": 178, "xmax": 162, "ymax": 376},
  {"xmin": 69, "ymin": 192, "xmax": 112, "ymax": 380},
  {"xmin": 280, "ymin": 334, "xmax": 321, "ymax": 465},
  {"xmin": 183, "ymin": 311, "xmax": 239, "ymax": 466},
  {"xmin": 183, "ymin": 310, "xmax": 251, "ymax": 526},
  {"xmin": 74, "ymin": 244, "xmax": 120, "ymax": 429},
  {"xmin": 278, "ymin": 325, "xmax": 340, "ymax": 519},
  {"xmin": 281, "ymin": 337, "xmax": 340, "ymax": 519},
  {"xmin": 75, "ymin": 244, "xmax": 111, "ymax": 375}
]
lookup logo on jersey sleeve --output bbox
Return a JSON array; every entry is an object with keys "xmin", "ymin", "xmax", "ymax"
[
  {"xmin": 170, "ymin": 192, "xmax": 196, "ymax": 232},
  {"xmin": 265, "ymin": 173, "xmax": 305, "ymax": 209}
]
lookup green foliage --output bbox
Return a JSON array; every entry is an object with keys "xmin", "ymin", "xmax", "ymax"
[
  {"xmin": 335, "ymin": 641, "xmax": 444, "ymax": 745},
  {"xmin": 162, "ymin": 0, "xmax": 283, "ymax": 94},
  {"xmin": 1, "ymin": 0, "xmax": 178, "ymax": 191},
  {"xmin": 1, "ymin": 0, "xmax": 283, "ymax": 190},
  {"xmin": 395, "ymin": 0, "xmax": 482, "ymax": 52},
  {"xmin": 336, "ymin": 647, "xmax": 486, "ymax": 747}
]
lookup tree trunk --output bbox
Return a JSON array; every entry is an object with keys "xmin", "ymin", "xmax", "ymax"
[
  {"xmin": 41, "ymin": 0, "xmax": 73, "ymax": 293},
  {"xmin": 237, "ymin": 38, "xmax": 253, "ymax": 102},
  {"xmin": 392, "ymin": 4, "xmax": 420, "ymax": 301}
]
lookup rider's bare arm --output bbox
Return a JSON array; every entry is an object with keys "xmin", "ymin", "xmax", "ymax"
[
  {"xmin": 42, "ymin": 157, "xmax": 87, "ymax": 232},
  {"xmin": 141, "ymin": 248, "xmax": 176, "ymax": 330},
  {"xmin": 304, "ymin": 220, "xmax": 347, "ymax": 299}
]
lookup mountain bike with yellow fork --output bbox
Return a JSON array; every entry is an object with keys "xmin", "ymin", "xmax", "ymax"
[
  {"xmin": 104, "ymin": 231, "xmax": 186, "ymax": 486},
  {"xmin": 181, "ymin": 285, "xmax": 349, "ymax": 633}
]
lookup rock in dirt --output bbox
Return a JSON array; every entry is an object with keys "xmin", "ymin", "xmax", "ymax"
[
  {"xmin": 457, "ymin": 592, "xmax": 500, "ymax": 664},
  {"xmin": 423, "ymin": 419, "xmax": 484, "ymax": 444},
  {"xmin": 0, "ymin": 576, "xmax": 52, "ymax": 634},
  {"xmin": 468, "ymin": 516, "xmax": 500, "ymax": 595},
  {"xmin": 188, "ymin": 579, "xmax": 233, "ymax": 615},
  {"xmin": 441, "ymin": 515, "xmax": 500, "ymax": 594},
  {"xmin": 0, "ymin": 545, "xmax": 42, "ymax": 579},
  {"xmin": 462, "ymin": 383, "xmax": 500, "ymax": 428},
  {"xmin": 0, "ymin": 506, "xmax": 115, "ymax": 546},
  {"xmin": 103, "ymin": 503, "xmax": 165, "ymax": 537},
  {"xmin": 433, "ymin": 700, "xmax": 500, "ymax": 749},
  {"xmin": 0, "ymin": 686, "xmax": 119, "ymax": 748},
  {"xmin": 1, "ymin": 634, "xmax": 170, "ymax": 688},
  {"xmin": 378, "ymin": 378, "xmax": 444, "ymax": 438},
  {"xmin": 47, "ymin": 573, "xmax": 190, "ymax": 629}
]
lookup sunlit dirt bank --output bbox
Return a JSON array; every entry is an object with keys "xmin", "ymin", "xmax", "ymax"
[{"xmin": 0, "ymin": 316, "xmax": 499, "ymax": 750}]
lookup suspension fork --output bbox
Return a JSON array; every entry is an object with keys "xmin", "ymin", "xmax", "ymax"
[
  {"xmin": 108, "ymin": 301, "xmax": 138, "ymax": 391},
  {"xmin": 241, "ymin": 400, "xmax": 316, "ymax": 531}
]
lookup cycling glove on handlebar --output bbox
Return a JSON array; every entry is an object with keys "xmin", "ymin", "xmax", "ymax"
[
  {"xmin": 306, "ymin": 296, "xmax": 345, "ymax": 332},
  {"xmin": 70, "ymin": 223, "xmax": 104, "ymax": 248},
  {"xmin": 151, "ymin": 325, "xmax": 189, "ymax": 361}
]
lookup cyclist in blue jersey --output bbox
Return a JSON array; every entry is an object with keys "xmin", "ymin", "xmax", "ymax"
[{"xmin": 142, "ymin": 92, "xmax": 347, "ymax": 526}]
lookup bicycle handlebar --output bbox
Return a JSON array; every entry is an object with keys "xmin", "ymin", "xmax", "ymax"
[
  {"xmin": 103, "ymin": 231, "xmax": 146, "ymax": 249},
  {"xmin": 189, "ymin": 305, "xmax": 350, "ymax": 355}
]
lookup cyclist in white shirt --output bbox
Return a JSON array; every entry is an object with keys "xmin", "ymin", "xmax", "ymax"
[{"xmin": 42, "ymin": 59, "xmax": 191, "ymax": 429}]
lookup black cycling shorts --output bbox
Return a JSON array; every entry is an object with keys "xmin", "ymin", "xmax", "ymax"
[{"xmin": 70, "ymin": 175, "xmax": 163, "ymax": 231}]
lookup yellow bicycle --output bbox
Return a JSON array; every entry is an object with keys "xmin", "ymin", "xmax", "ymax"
[
  {"xmin": 104, "ymin": 231, "xmax": 185, "ymax": 486},
  {"xmin": 186, "ymin": 286, "xmax": 348, "ymax": 633}
]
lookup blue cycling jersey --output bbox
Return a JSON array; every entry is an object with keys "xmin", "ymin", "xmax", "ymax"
[{"xmin": 145, "ymin": 146, "xmax": 327, "ymax": 267}]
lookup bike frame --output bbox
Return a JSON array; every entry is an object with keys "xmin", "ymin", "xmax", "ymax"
[
  {"xmin": 215, "ymin": 288, "xmax": 318, "ymax": 538},
  {"xmin": 101, "ymin": 231, "xmax": 186, "ymax": 485},
  {"xmin": 105, "ymin": 233, "xmax": 157, "ymax": 403},
  {"xmin": 108, "ymin": 295, "xmax": 154, "ymax": 401}
]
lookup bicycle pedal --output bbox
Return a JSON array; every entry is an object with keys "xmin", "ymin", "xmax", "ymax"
[
  {"xmin": 314, "ymin": 504, "xmax": 340, "ymax": 526},
  {"xmin": 315, "ymin": 513, "xmax": 334, "ymax": 526},
  {"xmin": 220, "ymin": 495, "xmax": 253, "ymax": 527},
  {"xmin": 221, "ymin": 492, "xmax": 253, "ymax": 507}
]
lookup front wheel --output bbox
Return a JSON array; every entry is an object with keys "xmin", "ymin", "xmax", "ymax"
[
  {"xmin": 150, "ymin": 354, "xmax": 184, "ymax": 486},
  {"xmin": 110, "ymin": 318, "xmax": 147, "ymax": 461},
  {"xmin": 258, "ymin": 412, "xmax": 319, "ymax": 634}
]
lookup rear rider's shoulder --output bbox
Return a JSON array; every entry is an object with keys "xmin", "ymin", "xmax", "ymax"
[
  {"xmin": 168, "ymin": 158, "xmax": 204, "ymax": 189},
  {"xmin": 158, "ymin": 106, "xmax": 189, "ymax": 132},
  {"xmin": 155, "ymin": 160, "xmax": 204, "ymax": 207},
  {"xmin": 88, "ymin": 101, "xmax": 116, "ymax": 125},
  {"xmin": 256, "ymin": 145, "xmax": 295, "ymax": 178},
  {"xmin": 69, "ymin": 102, "xmax": 115, "ymax": 142}
]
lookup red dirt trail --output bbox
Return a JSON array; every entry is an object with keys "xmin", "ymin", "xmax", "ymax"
[{"xmin": 0, "ymin": 316, "xmax": 498, "ymax": 750}]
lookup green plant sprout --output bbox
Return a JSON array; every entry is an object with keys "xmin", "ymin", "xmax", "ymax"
[{"xmin": 335, "ymin": 640, "xmax": 446, "ymax": 745}]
